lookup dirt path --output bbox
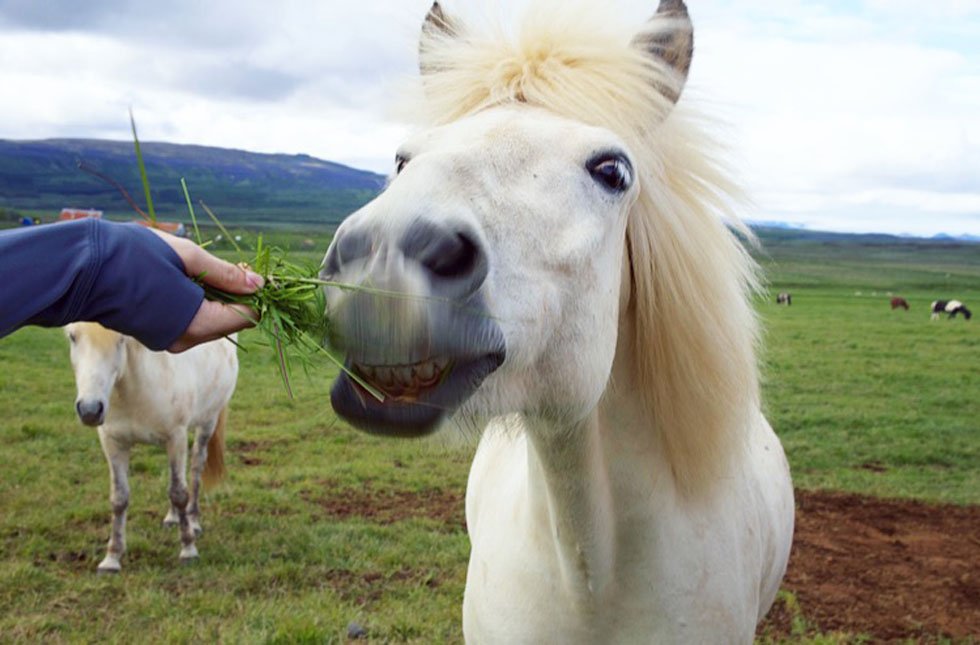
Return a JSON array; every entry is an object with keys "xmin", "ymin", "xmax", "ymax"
[{"xmin": 759, "ymin": 489, "xmax": 980, "ymax": 641}]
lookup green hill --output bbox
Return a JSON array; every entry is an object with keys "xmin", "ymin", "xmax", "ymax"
[{"xmin": 0, "ymin": 138, "xmax": 386, "ymax": 227}]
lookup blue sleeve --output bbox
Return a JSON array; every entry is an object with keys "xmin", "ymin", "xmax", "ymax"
[{"xmin": 0, "ymin": 219, "xmax": 204, "ymax": 351}]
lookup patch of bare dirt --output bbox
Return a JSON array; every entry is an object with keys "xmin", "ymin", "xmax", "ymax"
[
  {"xmin": 303, "ymin": 482, "xmax": 465, "ymax": 531},
  {"xmin": 758, "ymin": 489, "xmax": 980, "ymax": 641}
]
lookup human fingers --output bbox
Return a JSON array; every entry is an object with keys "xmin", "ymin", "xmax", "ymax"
[
  {"xmin": 150, "ymin": 228, "xmax": 264, "ymax": 294},
  {"xmin": 168, "ymin": 300, "xmax": 257, "ymax": 353}
]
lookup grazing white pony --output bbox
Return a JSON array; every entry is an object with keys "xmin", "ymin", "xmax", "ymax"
[
  {"xmin": 64, "ymin": 322, "xmax": 237, "ymax": 573},
  {"xmin": 321, "ymin": 1, "xmax": 794, "ymax": 641}
]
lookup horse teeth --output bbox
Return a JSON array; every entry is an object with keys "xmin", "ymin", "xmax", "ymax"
[
  {"xmin": 354, "ymin": 358, "xmax": 448, "ymax": 390},
  {"xmin": 377, "ymin": 366, "xmax": 395, "ymax": 386},
  {"xmin": 394, "ymin": 366, "xmax": 414, "ymax": 387},
  {"xmin": 416, "ymin": 361, "xmax": 436, "ymax": 381},
  {"xmin": 357, "ymin": 364, "xmax": 376, "ymax": 380}
]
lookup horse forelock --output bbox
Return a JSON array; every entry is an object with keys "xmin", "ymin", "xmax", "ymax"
[
  {"xmin": 69, "ymin": 322, "xmax": 123, "ymax": 352},
  {"xmin": 410, "ymin": 0, "xmax": 761, "ymax": 496}
]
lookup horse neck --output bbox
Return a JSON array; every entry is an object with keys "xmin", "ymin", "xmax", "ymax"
[{"xmin": 522, "ymin": 325, "xmax": 673, "ymax": 602}]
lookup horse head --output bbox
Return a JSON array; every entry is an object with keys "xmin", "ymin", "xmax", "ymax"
[
  {"xmin": 322, "ymin": 0, "xmax": 759, "ymax": 493},
  {"xmin": 64, "ymin": 323, "xmax": 127, "ymax": 427}
]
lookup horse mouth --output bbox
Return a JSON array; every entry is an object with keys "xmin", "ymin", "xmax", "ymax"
[
  {"xmin": 352, "ymin": 357, "xmax": 452, "ymax": 400},
  {"xmin": 331, "ymin": 350, "xmax": 505, "ymax": 438}
]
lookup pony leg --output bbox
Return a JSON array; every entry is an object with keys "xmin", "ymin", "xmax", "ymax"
[
  {"xmin": 187, "ymin": 419, "xmax": 218, "ymax": 537},
  {"xmin": 97, "ymin": 432, "xmax": 130, "ymax": 574},
  {"xmin": 166, "ymin": 429, "xmax": 198, "ymax": 562}
]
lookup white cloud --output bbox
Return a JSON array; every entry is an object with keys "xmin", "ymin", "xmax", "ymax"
[{"xmin": 0, "ymin": 0, "xmax": 977, "ymax": 235}]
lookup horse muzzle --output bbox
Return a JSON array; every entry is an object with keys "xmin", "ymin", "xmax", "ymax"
[
  {"xmin": 322, "ymin": 217, "xmax": 505, "ymax": 437},
  {"xmin": 75, "ymin": 399, "xmax": 106, "ymax": 427}
]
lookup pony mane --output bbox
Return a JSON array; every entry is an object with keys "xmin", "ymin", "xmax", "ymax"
[{"xmin": 410, "ymin": 0, "xmax": 761, "ymax": 495}]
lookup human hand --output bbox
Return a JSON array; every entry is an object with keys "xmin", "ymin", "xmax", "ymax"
[{"xmin": 148, "ymin": 229, "xmax": 264, "ymax": 352}]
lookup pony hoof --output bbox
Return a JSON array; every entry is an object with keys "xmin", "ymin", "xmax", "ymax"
[
  {"xmin": 163, "ymin": 509, "xmax": 180, "ymax": 527},
  {"xmin": 97, "ymin": 558, "xmax": 121, "ymax": 574},
  {"xmin": 179, "ymin": 545, "xmax": 199, "ymax": 562}
]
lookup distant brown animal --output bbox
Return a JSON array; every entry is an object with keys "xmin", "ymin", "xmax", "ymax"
[{"xmin": 890, "ymin": 297, "xmax": 909, "ymax": 310}]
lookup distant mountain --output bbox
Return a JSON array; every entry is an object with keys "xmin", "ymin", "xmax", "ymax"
[
  {"xmin": 0, "ymin": 138, "xmax": 386, "ymax": 226},
  {"xmin": 749, "ymin": 222, "xmax": 980, "ymax": 246},
  {"xmin": 748, "ymin": 225, "xmax": 980, "ymax": 249},
  {"xmin": 746, "ymin": 219, "xmax": 806, "ymax": 231},
  {"xmin": 932, "ymin": 232, "xmax": 980, "ymax": 243}
]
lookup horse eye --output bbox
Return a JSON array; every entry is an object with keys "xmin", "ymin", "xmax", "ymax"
[
  {"xmin": 395, "ymin": 154, "xmax": 409, "ymax": 174},
  {"xmin": 588, "ymin": 154, "xmax": 633, "ymax": 193},
  {"xmin": 68, "ymin": 333, "xmax": 76, "ymax": 343}
]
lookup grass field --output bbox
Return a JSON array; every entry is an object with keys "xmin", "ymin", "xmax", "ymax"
[{"xmin": 0, "ymin": 232, "xmax": 977, "ymax": 642}]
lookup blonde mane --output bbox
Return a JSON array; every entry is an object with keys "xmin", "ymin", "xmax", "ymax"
[{"xmin": 411, "ymin": 1, "xmax": 761, "ymax": 494}]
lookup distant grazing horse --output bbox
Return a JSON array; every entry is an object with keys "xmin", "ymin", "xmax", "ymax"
[
  {"xmin": 319, "ymin": 1, "xmax": 794, "ymax": 641},
  {"xmin": 891, "ymin": 297, "xmax": 909, "ymax": 310},
  {"xmin": 776, "ymin": 292, "xmax": 792, "ymax": 305},
  {"xmin": 931, "ymin": 299, "xmax": 972, "ymax": 320},
  {"xmin": 64, "ymin": 323, "xmax": 238, "ymax": 573}
]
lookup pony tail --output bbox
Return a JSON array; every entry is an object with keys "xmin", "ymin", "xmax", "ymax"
[{"xmin": 203, "ymin": 407, "xmax": 227, "ymax": 488}]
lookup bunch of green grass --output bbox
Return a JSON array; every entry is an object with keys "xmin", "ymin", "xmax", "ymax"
[
  {"xmin": 181, "ymin": 185, "xmax": 383, "ymax": 402},
  {"xmin": 128, "ymin": 113, "xmax": 382, "ymax": 401}
]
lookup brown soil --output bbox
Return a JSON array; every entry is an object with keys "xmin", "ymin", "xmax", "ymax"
[
  {"xmin": 304, "ymin": 482, "xmax": 465, "ymax": 531},
  {"xmin": 758, "ymin": 489, "xmax": 980, "ymax": 642},
  {"xmin": 308, "ymin": 483, "xmax": 979, "ymax": 640}
]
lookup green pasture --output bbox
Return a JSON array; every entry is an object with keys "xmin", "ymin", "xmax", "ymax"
[{"xmin": 0, "ymin": 234, "xmax": 977, "ymax": 642}]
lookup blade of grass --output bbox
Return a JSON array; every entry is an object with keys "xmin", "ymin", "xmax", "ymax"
[
  {"xmin": 129, "ymin": 109, "xmax": 156, "ymax": 225},
  {"xmin": 180, "ymin": 178, "xmax": 203, "ymax": 245},
  {"xmin": 200, "ymin": 200, "xmax": 244, "ymax": 258}
]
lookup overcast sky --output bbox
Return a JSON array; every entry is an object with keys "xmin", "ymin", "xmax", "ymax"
[{"xmin": 1, "ymin": 0, "xmax": 978, "ymax": 236}]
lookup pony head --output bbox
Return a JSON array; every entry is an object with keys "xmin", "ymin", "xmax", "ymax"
[
  {"xmin": 64, "ymin": 323, "xmax": 127, "ymax": 426},
  {"xmin": 322, "ymin": 0, "xmax": 759, "ymax": 493}
]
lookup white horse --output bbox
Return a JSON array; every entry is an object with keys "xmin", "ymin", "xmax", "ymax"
[
  {"xmin": 64, "ymin": 322, "xmax": 238, "ymax": 573},
  {"xmin": 321, "ymin": 1, "xmax": 794, "ymax": 641}
]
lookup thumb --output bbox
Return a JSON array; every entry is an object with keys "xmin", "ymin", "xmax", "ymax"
[{"xmin": 185, "ymin": 245, "xmax": 264, "ymax": 295}]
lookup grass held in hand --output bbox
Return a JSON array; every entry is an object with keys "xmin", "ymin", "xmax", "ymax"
[
  {"xmin": 123, "ymin": 112, "xmax": 384, "ymax": 400},
  {"xmin": 186, "ymin": 195, "xmax": 384, "ymax": 402}
]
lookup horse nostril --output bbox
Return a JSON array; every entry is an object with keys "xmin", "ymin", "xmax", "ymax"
[
  {"xmin": 401, "ymin": 221, "xmax": 486, "ymax": 293},
  {"xmin": 425, "ymin": 232, "xmax": 479, "ymax": 279}
]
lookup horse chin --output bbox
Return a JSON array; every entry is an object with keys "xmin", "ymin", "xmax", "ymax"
[{"xmin": 330, "ymin": 351, "xmax": 505, "ymax": 438}]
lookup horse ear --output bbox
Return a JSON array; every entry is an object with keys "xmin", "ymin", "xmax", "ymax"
[
  {"xmin": 631, "ymin": 0, "xmax": 694, "ymax": 103},
  {"xmin": 420, "ymin": 1, "xmax": 461, "ymax": 75}
]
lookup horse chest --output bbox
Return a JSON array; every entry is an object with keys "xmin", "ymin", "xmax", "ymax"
[{"xmin": 464, "ymin": 443, "xmax": 763, "ymax": 643}]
